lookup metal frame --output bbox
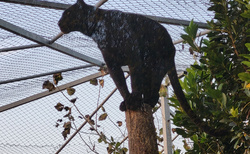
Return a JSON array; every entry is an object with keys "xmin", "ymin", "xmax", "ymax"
[
  {"xmin": 0, "ymin": 0, "xmax": 209, "ymax": 29},
  {"xmin": 0, "ymin": 19, "xmax": 104, "ymax": 67},
  {"xmin": 0, "ymin": 1, "xmax": 212, "ymax": 153},
  {"xmin": 0, "ymin": 64, "xmax": 94, "ymax": 85},
  {"xmin": 0, "ymin": 71, "xmax": 106, "ymax": 112}
]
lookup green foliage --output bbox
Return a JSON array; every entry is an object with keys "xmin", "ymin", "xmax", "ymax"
[{"xmin": 170, "ymin": 0, "xmax": 250, "ymax": 153}]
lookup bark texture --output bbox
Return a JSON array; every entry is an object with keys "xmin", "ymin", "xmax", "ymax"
[{"xmin": 125, "ymin": 104, "xmax": 158, "ymax": 154}]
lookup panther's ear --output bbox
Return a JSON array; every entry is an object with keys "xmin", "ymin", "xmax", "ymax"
[{"xmin": 76, "ymin": 0, "xmax": 86, "ymax": 6}]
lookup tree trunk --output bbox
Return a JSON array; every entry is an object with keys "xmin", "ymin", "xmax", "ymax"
[{"xmin": 125, "ymin": 104, "xmax": 158, "ymax": 154}]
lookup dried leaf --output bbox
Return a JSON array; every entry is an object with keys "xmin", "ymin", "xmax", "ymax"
[
  {"xmin": 78, "ymin": 116, "xmax": 83, "ymax": 119},
  {"xmin": 53, "ymin": 73, "xmax": 63, "ymax": 85},
  {"xmin": 67, "ymin": 87, "xmax": 75, "ymax": 96},
  {"xmin": 70, "ymin": 98, "xmax": 77, "ymax": 104},
  {"xmin": 85, "ymin": 114, "xmax": 90, "ymax": 119},
  {"xmin": 172, "ymin": 128, "xmax": 176, "ymax": 133},
  {"xmin": 89, "ymin": 127, "xmax": 95, "ymax": 131},
  {"xmin": 98, "ymin": 113, "xmax": 108, "ymax": 121},
  {"xmin": 69, "ymin": 115, "xmax": 74, "ymax": 121},
  {"xmin": 42, "ymin": 80, "xmax": 55, "ymax": 91},
  {"xmin": 90, "ymin": 78, "xmax": 98, "ymax": 86},
  {"xmin": 98, "ymin": 67, "xmax": 108, "ymax": 76},
  {"xmin": 63, "ymin": 121, "xmax": 71, "ymax": 129},
  {"xmin": 101, "ymin": 106, "xmax": 106, "ymax": 112},
  {"xmin": 55, "ymin": 123, "xmax": 59, "ymax": 127},
  {"xmin": 89, "ymin": 119, "xmax": 95, "ymax": 125},
  {"xmin": 62, "ymin": 121, "xmax": 71, "ymax": 140},
  {"xmin": 64, "ymin": 108, "xmax": 71, "ymax": 118},
  {"xmin": 99, "ymin": 79, "xmax": 104, "ymax": 88},
  {"xmin": 57, "ymin": 119, "xmax": 62, "ymax": 122},
  {"xmin": 62, "ymin": 130, "xmax": 68, "ymax": 140},
  {"xmin": 117, "ymin": 121, "xmax": 122, "ymax": 127},
  {"xmin": 54, "ymin": 103, "xmax": 64, "ymax": 111},
  {"xmin": 64, "ymin": 106, "xmax": 69, "ymax": 111}
]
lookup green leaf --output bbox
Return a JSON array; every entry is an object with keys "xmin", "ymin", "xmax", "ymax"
[
  {"xmin": 245, "ymin": 43, "xmax": 250, "ymax": 51},
  {"xmin": 240, "ymin": 54, "xmax": 250, "ymax": 61},
  {"xmin": 115, "ymin": 142, "xmax": 121, "ymax": 149},
  {"xmin": 218, "ymin": 83, "xmax": 224, "ymax": 91},
  {"xmin": 230, "ymin": 107, "xmax": 238, "ymax": 118},
  {"xmin": 192, "ymin": 134, "xmax": 199, "ymax": 142},
  {"xmin": 159, "ymin": 128, "xmax": 163, "ymax": 135},
  {"xmin": 238, "ymin": 72, "xmax": 250, "ymax": 82},
  {"xmin": 242, "ymin": 61, "xmax": 250, "ymax": 67},
  {"xmin": 191, "ymin": 65, "xmax": 202, "ymax": 70},
  {"xmin": 181, "ymin": 34, "xmax": 197, "ymax": 49},
  {"xmin": 222, "ymin": 93, "xmax": 227, "ymax": 108}
]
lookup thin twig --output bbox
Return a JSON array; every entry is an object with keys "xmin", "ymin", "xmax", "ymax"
[
  {"xmin": 108, "ymin": 116, "xmax": 125, "ymax": 137},
  {"xmin": 72, "ymin": 121, "xmax": 99, "ymax": 154}
]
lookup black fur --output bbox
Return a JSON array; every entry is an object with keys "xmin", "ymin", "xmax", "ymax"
[{"xmin": 58, "ymin": 0, "xmax": 228, "ymax": 137}]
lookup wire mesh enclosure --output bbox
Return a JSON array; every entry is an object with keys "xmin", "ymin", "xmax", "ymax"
[{"xmin": 0, "ymin": 0, "xmax": 213, "ymax": 153}]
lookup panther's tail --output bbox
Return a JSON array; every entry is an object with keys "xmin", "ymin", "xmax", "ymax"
[{"xmin": 167, "ymin": 63, "xmax": 228, "ymax": 137}]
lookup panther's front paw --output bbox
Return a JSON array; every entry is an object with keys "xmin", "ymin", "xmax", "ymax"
[
  {"xmin": 121, "ymin": 93, "xmax": 142, "ymax": 111},
  {"xmin": 119, "ymin": 101, "xmax": 126, "ymax": 112}
]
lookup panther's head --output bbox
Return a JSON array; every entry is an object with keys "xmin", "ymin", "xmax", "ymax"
[{"xmin": 58, "ymin": 0, "xmax": 89, "ymax": 34}]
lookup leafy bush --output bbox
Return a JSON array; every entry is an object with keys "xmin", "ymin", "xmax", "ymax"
[{"xmin": 170, "ymin": 0, "xmax": 250, "ymax": 153}]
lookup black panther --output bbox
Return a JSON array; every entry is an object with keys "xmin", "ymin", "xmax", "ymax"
[{"xmin": 58, "ymin": 0, "xmax": 228, "ymax": 137}]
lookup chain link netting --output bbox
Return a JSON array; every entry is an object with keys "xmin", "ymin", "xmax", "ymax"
[{"xmin": 0, "ymin": 0, "xmax": 213, "ymax": 153}]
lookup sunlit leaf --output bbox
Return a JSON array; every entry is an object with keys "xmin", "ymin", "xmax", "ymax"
[
  {"xmin": 99, "ymin": 79, "xmax": 104, "ymax": 88},
  {"xmin": 230, "ymin": 107, "xmax": 238, "ymax": 118},
  {"xmin": 246, "ymin": 83, "xmax": 250, "ymax": 89}
]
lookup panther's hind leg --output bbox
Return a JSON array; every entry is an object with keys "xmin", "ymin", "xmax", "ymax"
[
  {"xmin": 144, "ymin": 62, "xmax": 168, "ymax": 108},
  {"xmin": 122, "ymin": 66, "xmax": 146, "ymax": 111}
]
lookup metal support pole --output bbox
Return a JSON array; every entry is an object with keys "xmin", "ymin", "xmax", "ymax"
[{"xmin": 161, "ymin": 92, "xmax": 172, "ymax": 154}]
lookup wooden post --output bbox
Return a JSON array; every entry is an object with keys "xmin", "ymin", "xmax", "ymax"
[{"xmin": 125, "ymin": 104, "xmax": 158, "ymax": 154}]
